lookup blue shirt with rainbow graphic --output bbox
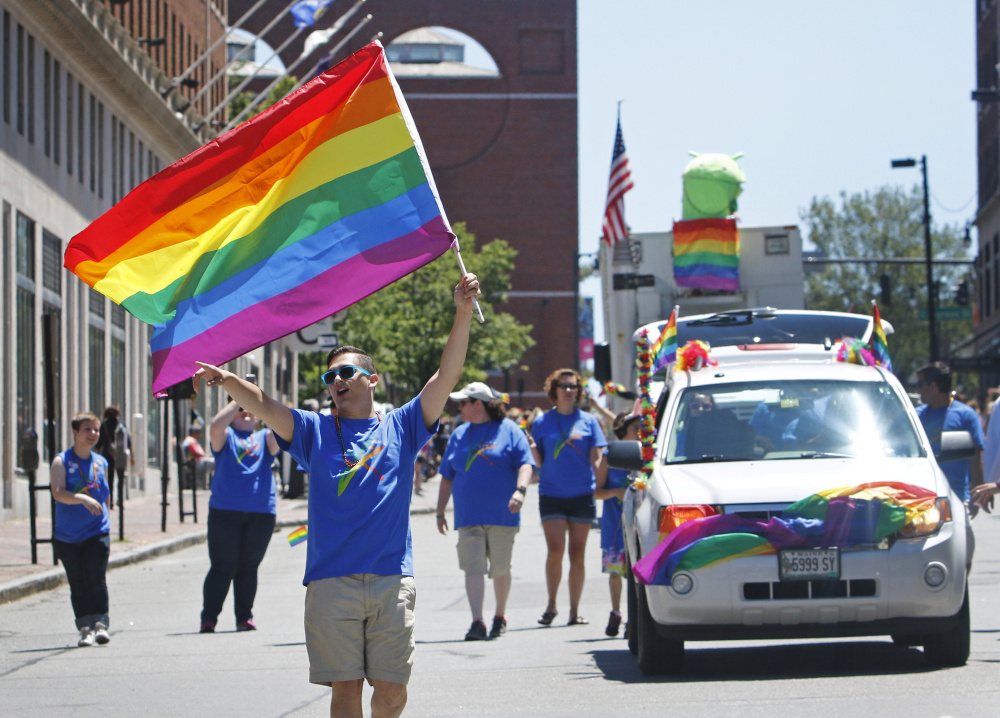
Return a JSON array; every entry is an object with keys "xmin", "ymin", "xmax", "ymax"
[
  {"xmin": 209, "ymin": 427, "xmax": 277, "ymax": 514},
  {"xmin": 278, "ymin": 397, "xmax": 435, "ymax": 584},
  {"xmin": 54, "ymin": 448, "xmax": 110, "ymax": 543},
  {"xmin": 533, "ymin": 408, "xmax": 607, "ymax": 499},
  {"xmin": 440, "ymin": 418, "xmax": 535, "ymax": 528}
]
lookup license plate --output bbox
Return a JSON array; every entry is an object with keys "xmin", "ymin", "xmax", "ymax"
[{"xmin": 778, "ymin": 548, "xmax": 840, "ymax": 581}]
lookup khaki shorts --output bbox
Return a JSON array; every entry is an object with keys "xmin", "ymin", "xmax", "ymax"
[
  {"xmin": 304, "ymin": 574, "xmax": 415, "ymax": 686},
  {"xmin": 456, "ymin": 525, "xmax": 519, "ymax": 578}
]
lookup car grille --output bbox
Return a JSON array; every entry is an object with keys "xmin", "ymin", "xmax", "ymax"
[{"xmin": 743, "ymin": 579, "xmax": 877, "ymax": 601}]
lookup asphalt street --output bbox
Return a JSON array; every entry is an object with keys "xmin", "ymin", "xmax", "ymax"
[{"xmin": 4, "ymin": 486, "xmax": 1000, "ymax": 717}]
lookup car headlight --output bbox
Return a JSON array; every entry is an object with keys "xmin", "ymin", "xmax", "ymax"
[
  {"xmin": 657, "ymin": 504, "xmax": 720, "ymax": 537},
  {"xmin": 898, "ymin": 497, "xmax": 952, "ymax": 538}
]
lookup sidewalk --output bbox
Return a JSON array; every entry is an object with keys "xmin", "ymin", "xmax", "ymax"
[{"xmin": 0, "ymin": 475, "xmax": 441, "ymax": 605}]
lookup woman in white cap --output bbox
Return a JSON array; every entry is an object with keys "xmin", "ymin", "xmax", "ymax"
[{"xmin": 435, "ymin": 382, "xmax": 535, "ymax": 641}]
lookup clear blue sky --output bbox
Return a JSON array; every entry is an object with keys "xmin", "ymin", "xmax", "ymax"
[{"xmin": 577, "ymin": 2, "xmax": 977, "ymax": 342}]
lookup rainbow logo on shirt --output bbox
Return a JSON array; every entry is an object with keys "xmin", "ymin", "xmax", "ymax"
[
  {"xmin": 337, "ymin": 443, "xmax": 386, "ymax": 496},
  {"xmin": 464, "ymin": 443, "xmax": 496, "ymax": 471},
  {"xmin": 552, "ymin": 432, "xmax": 584, "ymax": 460}
]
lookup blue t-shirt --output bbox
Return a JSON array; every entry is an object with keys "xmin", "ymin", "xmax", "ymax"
[
  {"xmin": 917, "ymin": 399, "xmax": 985, "ymax": 501},
  {"xmin": 533, "ymin": 409, "xmax": 607, "ymax": 498},
  {"xmin": 276, "ymin": 397, "xmax": 435, "ymax": 584},
  {"xmin": 54, "ymin": 448, "xmax": 110, "ymax": 543},
  {"xmin": 209, "ymin": 427, "xmax": 277, "ymax": 514},
  {"xmin": 600, "ymin": 465, "xmax": 629, "ymax": 553},
  {"xmin": 440, "ymin": 418, "xmax": 535, "ymax": 528}
]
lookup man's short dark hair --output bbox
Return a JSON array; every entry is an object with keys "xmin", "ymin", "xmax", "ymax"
[
  {"xmin": 326, "ymin": 345, "xmax": 376, "ymax": 374},
  {"xmin": 918, "ymin": 361, "xmax": 952, "ymax": 393}
]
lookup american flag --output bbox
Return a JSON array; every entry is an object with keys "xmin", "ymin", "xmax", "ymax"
[{"xmin": 602, "ymin": 118, "xmax": 634, "ymax": 245}]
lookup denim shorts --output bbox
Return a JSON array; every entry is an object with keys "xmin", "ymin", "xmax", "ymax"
[{"xmin": 539, "ymin": 493, "xmax": 596, "ymax": 524}]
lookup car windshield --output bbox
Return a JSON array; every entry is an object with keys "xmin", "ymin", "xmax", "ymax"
[
  {"xmin": 664, "ymin": 380, "xmax": 924, "ymax": 464},
  {"xmin": 677, "ymin": 312, "xmax": 872, "ymax": 348}
]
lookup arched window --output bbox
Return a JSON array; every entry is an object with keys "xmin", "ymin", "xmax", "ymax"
[{"xmin": 386, "ymin": 27, "xmax": 499, "ymax": 78}]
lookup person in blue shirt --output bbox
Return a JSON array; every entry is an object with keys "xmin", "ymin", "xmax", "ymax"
[
  {"xmin": 434, "ymin": 382, "xmax": 535, "ymax": 641},
  {"xmin": 192, "ymin": 273, "xmax": 480, "ymax": 718},
  {"xmin": 530, "ymin": 368, "xmax": 607, "ymax": 627},
  {"xmin": 916, "ymin": 362, "xmax": 985, "ymax": 506},
  {"xmin": 199, "ymin": 399, "xmax": 280, "ymax": 634},
  {"xmin": 50, "ymin": 411, "xmax": 112, "ymax": 647},
  {"xmin": 594, "ymin": 411, "xmax": 639, "ymax": 638}
]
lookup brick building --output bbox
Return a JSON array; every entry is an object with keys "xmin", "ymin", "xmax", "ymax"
[{"xmin": 230, "ymin": 0, "xmax": 580, "ymax": 406}]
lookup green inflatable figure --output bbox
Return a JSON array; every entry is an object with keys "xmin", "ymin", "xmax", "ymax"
[{"xmin": 681, "ymin": 151, "xmax": 746, "ymax": 220}]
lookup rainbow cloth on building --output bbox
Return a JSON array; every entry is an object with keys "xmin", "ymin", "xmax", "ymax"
[
  {"xmin": 64, "ymin": 41, "xmax": 456, "ymax": 392},
  {"xmin": 672, "ymin": 218, "xmax": 739, "ymax": 292}
]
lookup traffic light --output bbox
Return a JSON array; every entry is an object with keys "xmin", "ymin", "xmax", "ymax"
[
  {"xmin": 956, "ymin": 281, "xmax": 970, "ymax": 306},
  {"xmin": 879, "ymin": 274, "xmax": 891, "ymax": 306}
]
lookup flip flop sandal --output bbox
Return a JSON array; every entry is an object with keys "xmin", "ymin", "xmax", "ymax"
[
  {"xmin": 567, "ymin": 616, "xmax": 589, "ymax": 625},
  {"xmin": 537, "ymin": 611, "xmax": 558, "ymax": 626}
]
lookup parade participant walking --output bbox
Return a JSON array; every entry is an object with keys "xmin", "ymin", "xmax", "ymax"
[
  {"xmin": 435, "ymin": 382, "xmax": 534, "ymax": 641},
  {"xmin": 594, "ymin": 411, "xmax": 640, "ymax": 637},
  {"xmin": 181, "ymin": 424, "xmax": 215, "ymax": 488},
  {"xmin": 530, "ymin": 369, "xmax": 607, "ymax": 627},
  {"xmin": 199, "ymin": 397, "xmax": 280, "ymax": 634},
  {"xmin": 50, "ymin": 412, "xmax": 112, "ymax": 647},
  {"xmin": 95, "ymin": 405, "xmax": 130, "ymax": 507},
  {"xmin": 193, "ymin": 273, "xmax": 480, "ymax": 718}
]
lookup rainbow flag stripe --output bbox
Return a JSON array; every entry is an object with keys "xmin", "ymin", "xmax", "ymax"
[
  {"xmin": 650, "ymin": 308, "xmax": 677, "ymax": 374},
  {"xmin": 672, "ymin": 218, "xmax": 739, "ymax": 291},
  {"xmin": 64, "ymin": 42, "xmax": 455, "ymax": 392},
  {"xmin": 287, "ymin": 526, "xmax": 308, "ymax": 547},
  {"xmin": 870, "ymin": 303, "xmax": 893, "ymax": 372}
]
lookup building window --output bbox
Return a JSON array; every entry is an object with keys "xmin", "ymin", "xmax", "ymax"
[
  {"xmin": 66, "ymin": 72, "xmax": 73, "ymax": 176},
  {"xmin": 52, "ymin": 59, "xmax": 60, "ymax": 164},
  {"xmin": 97, "ymin": 101, "xmax": 104, "ymax": 199},
  {"xmin": 77, "ymin": 80, "xmax": 84, "ymax": 184},
  {"xmin": 111, "ymin": 117, "xmax": 118, "ymax": 202},
  {"xmin": 111, "ymin": 303, "xmax": 125, "ymax": 329},
  {"xmin": 89, "ymin": 94, "xmax": 96, "ymax": 192},
  {"xmin": 89, "ymin": 287, "xmax": 105, "ymax": 318},
  {"xmin": 16, "ymin": 211, "xmax": 34, "ymax": 279},
  {"xmin": 42, "ymin": 229, "xmax": 61, "ymax": 293},
  {"xmin": 26, "ymin": 32, "xmax": 33, "ymax": 144},
  {"xmin": 89, "ymin": 326, "xmax": 105, "ymax": 415},
  {"xmin": 3, "ymin": 11, "xmax": 9, "ymax": 125},
  {"xmin": 43, "ymin": 50, "xmax": 50, "ymax": 157},
  {"xmin": 42, "ymin": 305, "xmax": 61, "ymax": 463},
  {"xmin": 16, "ymin": 212, "xmax": 36, "ymax": 464},
  {"xmin": 111, "ymin": 337, "xmax": 125, "ymax": 412},
  {"xmin": 16, "ymin": 22, "xmax": 23, "ymax": 135}
]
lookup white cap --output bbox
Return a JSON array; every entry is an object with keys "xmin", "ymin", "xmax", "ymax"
[{"xmin": 449, "ymin": 382, "xmax": 496, "ymax": 403}]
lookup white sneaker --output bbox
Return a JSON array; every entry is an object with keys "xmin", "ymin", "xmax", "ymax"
[
  {"xmin": 78, "ymin": 628, "xmax": 95, "ymax": 647},
  {"xmin": 94, "ymin": 623, "xmax": 110, "ymax": 645}
]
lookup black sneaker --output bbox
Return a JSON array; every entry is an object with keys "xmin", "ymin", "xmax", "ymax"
[
  {"xmin": 489, "ymin": 616, "xmax": 507, "ymax": 639},
  {"xmin": 605, "ymin": 611, "xmax": 622, "ymax": 637},
  {"xmin": 465, "ymin": 620, "xmax": 488, "ymax": 641}
]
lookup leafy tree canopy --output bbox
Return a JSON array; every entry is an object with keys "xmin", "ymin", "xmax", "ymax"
[
  {"xmin": 299, "ymin": 222, "xmax": 535, "ymax": 405},
  {"xmin": 228, "ymin": 75, "xmax": 299, "ymax": 126},
  {"xmin": 801, "ymin": 185, "xmax": 974, "ymax": 390}
]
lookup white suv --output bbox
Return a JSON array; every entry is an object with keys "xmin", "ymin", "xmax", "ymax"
[{"xmin": 609, "ymin": 309, "xmax": 976, "ymax": 675}]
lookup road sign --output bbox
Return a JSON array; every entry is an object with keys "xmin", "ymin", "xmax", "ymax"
[
  {"xmin": 918, "ymin": 306, "xmax": 972, "ymax": 321},
  {"xmin": 612, "ymin": 273, "xmax": 656, "ymax": 290},
  {"xmin": 318, "ymin": 332, "xmax": 339, "ymax": 349}
]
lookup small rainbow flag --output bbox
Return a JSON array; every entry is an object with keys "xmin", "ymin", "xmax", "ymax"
[
  {"xmin": 672, "ymin": 218, "xmax": 739, "ymax": 292},
  {"xmin": 287, "ymin": 526, "xmax": 308, "ymax": 547},
  {"xmin": 869, "ymin": 302, "xmax": 893, "ymax": 373},
  {"xmin": 64, "ymin": 41, "xmax": 456, "ymax": 392},
  {"xmin": 650, "ymin": 307, "xmax": 678, "ymax": 374}
]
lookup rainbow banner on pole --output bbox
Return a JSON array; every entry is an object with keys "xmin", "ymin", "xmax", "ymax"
[
  {"xmin": 287, "ymin": 526, "xmax": 308, "ymax": 547},
  {"xmin": 869, "ymin": 303, "xmax": 893, "ymax": 372},
  {"xmin": 672, "ymin": 218, "xmax": 739, "ymax": 292},
  {"xmin": 64, "ymin": 41, "xmax": 456, "ymax": 392},
  {"xmin": 650, "ymin": 307, "xmax": 677, "ymax": 374}
]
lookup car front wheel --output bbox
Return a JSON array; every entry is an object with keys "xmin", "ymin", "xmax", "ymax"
[
  {"xmin": 921, "ymin": 585, "xmax": 970, "ymax": 668},
  {"xmin": 636, "ymin": 582, "xmax": 684, "ymax": 675}
]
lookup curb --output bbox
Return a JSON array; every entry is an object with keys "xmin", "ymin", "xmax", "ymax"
[{"xmin": 0, "ymin": 510, "xmax": 435, "ymax": 606}]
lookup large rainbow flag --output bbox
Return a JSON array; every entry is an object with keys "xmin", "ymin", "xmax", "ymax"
[
  {"xmin": 672, "ymin": 218, "xmax": 739, "ymax": 292},
  {"xmin": 64, "ymin": 42, "xmax": 456, "ymax": 392},
  {"xmin": 633, "ymin": 482, "xmax": 937, "ymax": 585}
]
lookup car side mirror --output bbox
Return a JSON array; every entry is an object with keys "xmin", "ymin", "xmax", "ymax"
[
  {"xmin": 938, "ymin": 430, "xmax": 976, "ymax": 463},
  {"xmin": 607, "ymin": 440, "xmax": 645, "ymax": 472}
]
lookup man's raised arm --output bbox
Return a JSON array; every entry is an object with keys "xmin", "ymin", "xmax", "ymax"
[
  {"xmin": 419, "ymin": 273, "xmax": 481, "ymax": 428},
  {"xmin": 194, "ymin": 363, "xmax": 295, "ymax": 443}
]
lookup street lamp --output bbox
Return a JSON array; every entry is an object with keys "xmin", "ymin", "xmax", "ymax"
[{"xmin": 891, "ymin": 155, "xmax": 937, "ymax": 361}]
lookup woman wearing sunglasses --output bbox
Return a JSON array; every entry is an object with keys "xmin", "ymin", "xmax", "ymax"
[
  {"xmin": 434, "ymin": 382, "xmax": 535, "ymax": 641},
  {"xmin": 199, "ymin": 396, "xmax": 280, "ymax": 634},
  {"xmin": 530, "ymin": 368, "xmax": 607, "ymax": 627}
]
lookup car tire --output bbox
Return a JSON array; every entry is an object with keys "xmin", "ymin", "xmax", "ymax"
[
  {"xmin": 921, "ymin": 586, "xmax": 970, "ymax": 668},
  {"xmin": 636, "ymin": 582, "xmax": 684, "ymax": 675},
  {"xmin": 626, "ymin": 559, "xmax": 639, "ymax": 655}
]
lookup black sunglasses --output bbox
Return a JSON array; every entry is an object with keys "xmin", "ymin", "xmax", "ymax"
[
  {"xmin": 321, "ymin": 364, "xmax": 373, "ymax": 385},
  {"xmin": 557, "ymin": 383, "xmax": 579, "ymax": 391}
]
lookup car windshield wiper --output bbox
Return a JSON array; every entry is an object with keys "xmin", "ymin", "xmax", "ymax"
[
  {"xmin": 798, "ymin": 451, "xmax": 856, "ymax": 459},
  {"xmin": 676, "ymin": 455, "xmax": 753, "ymax": 464},
  {"xmin": 685, "ymin": 308, "xmax": 778, "ymax": 328}
]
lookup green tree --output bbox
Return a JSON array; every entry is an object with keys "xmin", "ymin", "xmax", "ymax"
[
  {"xmin": 301, "ymin": 222, "xmax": 534, "ymax": 405},
  {"xmin": 801, "ymin": 185, "xmax": 974, "ymax": 388},
  {"xmin": 228, "ymin": 75, "xmax": 299, "ymax": 126}
]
